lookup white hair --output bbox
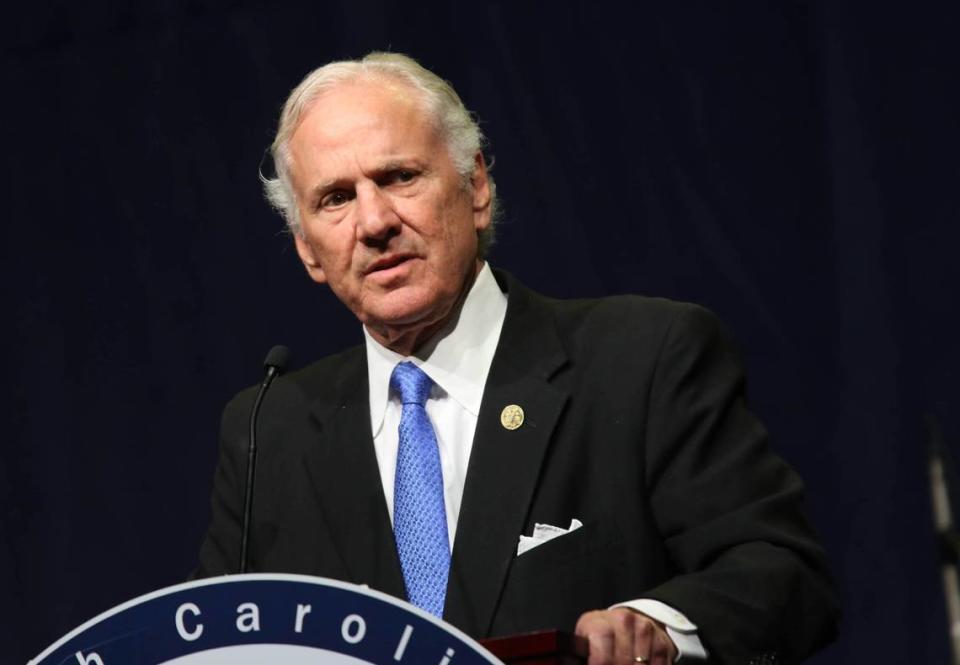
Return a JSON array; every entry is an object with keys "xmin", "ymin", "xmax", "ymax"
[{"xmin": 262, "ymin": 52, "xmax": 498, "ymax": 257}]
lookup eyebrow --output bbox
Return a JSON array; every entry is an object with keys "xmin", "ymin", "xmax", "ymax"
[
  {"xmin": 379, "ymin": 159, "xmax": 415, "ymax": 172},
  {"xmin": 305, "ymin": 158, "xmax": 429, "ymax": 202}
]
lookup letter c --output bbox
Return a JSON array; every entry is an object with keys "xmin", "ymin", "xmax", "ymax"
[{"xmin": 175, "ymin": 602, "xmax": 204, "ymax": 641}]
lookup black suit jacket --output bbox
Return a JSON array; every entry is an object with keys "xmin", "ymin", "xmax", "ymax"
[{"xmin": 196, "ymin": 271, "xmax": 839, "ymax": 664}]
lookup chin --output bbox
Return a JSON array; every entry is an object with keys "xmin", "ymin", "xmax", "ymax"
[
  {"xmin": 366, "ymin": 294, "xmax": 451, "ymax": 331},
  {"xmin": 369, "ymin": 306, "xmax": 437, "ymax": 330}
]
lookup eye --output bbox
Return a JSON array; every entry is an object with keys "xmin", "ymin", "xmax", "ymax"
[
  {"xmin": 319, "ymin": 190, "xmax": 353, "ymax": 210},
  {"xmin": 383, "ymin": 168, "xmax": 418, "ymax": 186}
]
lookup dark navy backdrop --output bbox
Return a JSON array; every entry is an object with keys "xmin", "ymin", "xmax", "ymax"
[{"xmin": 3, "ymin": 1, "xmax": 957, "ymax": 662}]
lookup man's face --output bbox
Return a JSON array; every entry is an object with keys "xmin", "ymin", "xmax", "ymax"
[{"xmin": 287, "ymin": 78, "xmax": 492, "ymax": 350}]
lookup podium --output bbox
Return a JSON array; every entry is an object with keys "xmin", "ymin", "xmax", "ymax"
[
  {"xmin": 481, "ymin": 630, "xmax": 588, "ymax": 664},
  {"xmin": 30, "ymin": 574, "xmax": 586, "ymax": 665}
]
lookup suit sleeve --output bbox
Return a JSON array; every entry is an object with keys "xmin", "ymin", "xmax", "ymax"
[{"xmin": 641, "ymin": 304, "xmax": 839, "ymax": 664}]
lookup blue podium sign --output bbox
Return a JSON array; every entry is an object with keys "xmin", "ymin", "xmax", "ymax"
[{"xmin": 30, "ymin": 574, "xmax": 503, "ymax": 665}]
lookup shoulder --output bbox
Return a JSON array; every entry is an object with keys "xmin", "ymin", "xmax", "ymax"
[
  {"xmin": 494, "ymin": 269, "xmax": 733, "ymax": 366},
  {"xmin": 506, "ymin": 274, "xmax": 725, "ymax": 352},
  {"xmin": 549, "ymin": 292, "xmax": 709, "ymax": 332},
  {"xmin": 497, "ymin": 266, "xmax": 710, "ymax": 320}
]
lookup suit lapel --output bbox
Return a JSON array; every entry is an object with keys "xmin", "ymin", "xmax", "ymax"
[
  {"xmin": 443, "ymin": 274, "xmax": 570, "ymax": 636},
  {"xmin": 302, "ymin": 348, "xmax": 406, "ymax": 599}
]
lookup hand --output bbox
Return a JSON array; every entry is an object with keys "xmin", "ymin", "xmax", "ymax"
[{"xmin": 574, "ymin": 607, "xmax": 678, "ymax": 665}]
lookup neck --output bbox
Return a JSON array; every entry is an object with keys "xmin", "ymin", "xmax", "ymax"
[{"xmin": 365, "ymin": 260, "xmax": 483, "ymax": 357}]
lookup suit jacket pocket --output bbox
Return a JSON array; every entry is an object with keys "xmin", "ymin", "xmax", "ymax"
[
  {"xmin": 513, "ymin": 519, "xmax": 605, "ymax": 568},
  {"xmin": 492, "ymin": 516, "xmax": 628, "ymax": 635}
]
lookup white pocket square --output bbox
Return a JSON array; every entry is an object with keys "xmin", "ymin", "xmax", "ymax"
[{"xmin": 517, "ymin": 518, "xmax": 583, "ymax": 555}]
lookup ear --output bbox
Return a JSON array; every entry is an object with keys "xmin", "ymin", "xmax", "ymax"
[
  {"xmin": 470, "ymin": 152, "xmax": 492, "ymax": 232},
  {"xmin": 293, "ymin": 233, "xmax": 328, "ymax": 284}
]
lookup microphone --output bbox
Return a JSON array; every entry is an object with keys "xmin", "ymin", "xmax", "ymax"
[{"xmin": 239, "ymin": 345, "xmax": 290, "ymax": 574}]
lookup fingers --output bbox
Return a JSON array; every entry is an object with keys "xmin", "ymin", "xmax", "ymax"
[
  {"xmin": 632, "ymin": 617, "xmax": 654, "ymax": 664},
  {"xmin": 641, "ymin": 619, "xmax": 676, "ymax": 665},
  {"xmin": 575, "ymin": 609, "xmax": 617, "ymax": 665},
  {"xmin": 574, "ymin": 608, "xmax": 678, "ymax": 665}
]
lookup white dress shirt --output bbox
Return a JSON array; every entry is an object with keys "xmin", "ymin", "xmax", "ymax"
[
  {"xmin": 363, "ymin": 263, "xmax": 706, "ymax": 661},
  {"xmin": 365, "ymin": 263, "xmax": 508, "ymax": 546}
]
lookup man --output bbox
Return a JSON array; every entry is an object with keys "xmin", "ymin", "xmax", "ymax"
[{"xmin": 196, "ymin": 52, "xmax": 839, "ymax": 664}]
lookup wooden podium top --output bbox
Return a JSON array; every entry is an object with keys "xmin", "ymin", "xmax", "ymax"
[{"xmin": 480, "ymin": 630, "xmax": 588, "ymax": 664}]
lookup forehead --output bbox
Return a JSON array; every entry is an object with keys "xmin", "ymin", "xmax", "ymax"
[{"xmin": 288, "ymin": 77, "xmax": 442, "ymax": 167}]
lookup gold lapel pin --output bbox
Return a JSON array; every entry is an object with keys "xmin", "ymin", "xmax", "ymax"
[{"xmin": 500, "ymin": 404, "xmax": 525, "ymax": 430}]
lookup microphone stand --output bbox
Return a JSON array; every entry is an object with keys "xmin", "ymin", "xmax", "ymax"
[{"xmin": 239, "ymin": 345, "xmax": 289, "ymax": 574}]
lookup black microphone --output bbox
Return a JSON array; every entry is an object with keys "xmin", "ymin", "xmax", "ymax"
[{"xmin": 239, "ymin": 345, "xmax": 290, "ymax": 574}]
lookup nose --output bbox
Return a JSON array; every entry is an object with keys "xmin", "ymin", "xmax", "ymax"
[{"xmin": 355, "ymin": 183, "xmax": 401, "ymax": 245}]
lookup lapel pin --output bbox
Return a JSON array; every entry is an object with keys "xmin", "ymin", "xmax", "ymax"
[{"xmin": 500, "ymin": 404, "xmax": 524, "ymax": 430}]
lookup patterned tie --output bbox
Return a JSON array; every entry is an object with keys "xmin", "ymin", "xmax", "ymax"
[{"xmin": 390, "ymin": 361, "xmax": 450, "ymax": 617}]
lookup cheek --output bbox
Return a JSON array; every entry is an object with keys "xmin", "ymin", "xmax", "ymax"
[
  {"xmin": 433, "ymin": 196, "xmax": 476, "ymax": 240},
  {"xmin": 310, "ymin": 224, "xmax": 356, "ymax": 266}
]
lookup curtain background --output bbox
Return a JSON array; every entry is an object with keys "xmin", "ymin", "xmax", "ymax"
[{"xmin": 3, "ymin": 1, "xmax": 957, "ymax": 662}]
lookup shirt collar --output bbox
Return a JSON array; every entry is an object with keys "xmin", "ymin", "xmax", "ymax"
[{"xmin": 364, "ymin": 263, "xmax": 509, "ymax": 436}]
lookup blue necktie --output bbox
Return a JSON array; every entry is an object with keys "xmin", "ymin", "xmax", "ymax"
[{"xmin": 391, "ymin": 361, "xmax": 450, "ymax": 617}]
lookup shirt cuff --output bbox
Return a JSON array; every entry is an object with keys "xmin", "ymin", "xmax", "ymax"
[{"xmin": 609, "ymin": 599, "xmax": 708, "ymax": 661}]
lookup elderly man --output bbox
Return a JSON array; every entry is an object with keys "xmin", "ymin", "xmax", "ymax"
[{"xmin": 196, "ymin": 53, "xmax": 838, "ymax": 664}]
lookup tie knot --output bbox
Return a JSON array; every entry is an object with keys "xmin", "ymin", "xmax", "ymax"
[{"xmin": 390, "ymin": 361, "xmax": 433, "ymax": 406}]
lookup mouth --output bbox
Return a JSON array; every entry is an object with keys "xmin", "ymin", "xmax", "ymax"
[{"xmin": 366, "ymin": 254, "xmax": 416, "ymax": 275}]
